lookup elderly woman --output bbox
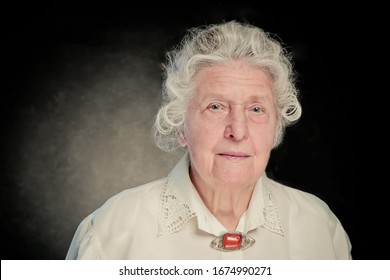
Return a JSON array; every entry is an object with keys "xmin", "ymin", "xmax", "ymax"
[{"xmin": 66, "ymin": 20, "xmax": 352, "ymax": 259}]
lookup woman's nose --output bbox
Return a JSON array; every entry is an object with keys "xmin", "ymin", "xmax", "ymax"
[{"xmin": 223, "ymin": 109, "xmax": 249, "ymax": 142}]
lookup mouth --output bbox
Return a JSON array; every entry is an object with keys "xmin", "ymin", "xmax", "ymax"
[{"xmin": 217, "ymin": 152, "xmax": 250, "ymax": 160}]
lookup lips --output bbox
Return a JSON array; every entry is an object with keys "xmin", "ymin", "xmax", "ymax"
[{"xmin": 217, "ymin": 151, "xmax": 250, "ymax": 159}]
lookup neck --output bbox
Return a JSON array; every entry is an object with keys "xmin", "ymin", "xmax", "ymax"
[{"xmin": 191, "ymin": 174, "xmax": 255, "ymax": 232}]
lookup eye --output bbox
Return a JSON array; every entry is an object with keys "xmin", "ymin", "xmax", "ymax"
[
  {"xmin": 208, "ymin": 104, "xmax": 222, "ymax": 110},
  {"xmin": 251, "ymin": 106, "xmax": 263, "ymax": 113}
]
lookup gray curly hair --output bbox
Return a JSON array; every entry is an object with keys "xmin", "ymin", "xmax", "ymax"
[{"xmin": 153, "ymin": 20, "xmax": 302, "ymax": 152}]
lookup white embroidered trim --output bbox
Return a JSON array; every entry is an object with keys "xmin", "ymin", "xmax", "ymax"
[
  {"xmin": 158, "ymin": 173, "xmax": 196, "ymax": 235},
  {"xmin": 158, "ymin": 173, "xmax": 284, "ymax": 236},
  {"xmin": 262, "ymin": 186, "xmax": 285, "ymax": 236}
]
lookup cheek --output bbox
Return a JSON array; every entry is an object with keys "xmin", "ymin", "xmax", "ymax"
[
  {"xmin": 252, "ymin": 126, "xmax": 276, "ymax": 151},
  {"xmin": 185, "ymin": 123, "xmax": 221, "ymax": 156},
  {"xmin": 185, "ymin": 126, "xmax": 207, "ymax": 146},
  {"xmin": 183, "ymin": 121, "xmax": 199, "ymax": 147}
]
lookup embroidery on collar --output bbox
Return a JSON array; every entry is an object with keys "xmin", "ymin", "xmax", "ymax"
[
  {"xmin": 262, "ymin": 185, "xmax": 285, "ymax": 236},
  {"xmin": 158, "ymin": 173, "xmax": 196, "ymax": 235},
  {"xmin": 158, "ymin": 173, "xmax": 284, "ymax": 236}
]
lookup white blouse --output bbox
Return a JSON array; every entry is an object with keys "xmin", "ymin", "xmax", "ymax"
[{"xmin": 66, "ymin": 153, "xmax": 352, "ymax": 260}]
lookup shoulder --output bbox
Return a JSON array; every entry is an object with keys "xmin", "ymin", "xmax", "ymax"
[
  {"xmin": 265, "ymin": 176, "xmax": 335, "ymax": 220},
  {"xmin": 264, "ymin": 176, "xmax": 352, "ymax": 258},
  {"xmin": 92, "ymin": 177, "xmax": 166, "ymax": 223},
  {"xmin": 67, "ymin": 178, "xmax": 167, "ymax": 259},
  {"xmin": 105, "ymin": 177, "xmax": 165, "ymax": 204}
]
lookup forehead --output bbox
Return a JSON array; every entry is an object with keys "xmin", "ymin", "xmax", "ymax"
[
  {"xmin": 192, "ymin": 60, "xmax": 274, "ymax": 101},
  {"xmin": 196, "ymin": 60, "xmax": 270, "ymax": 79}
]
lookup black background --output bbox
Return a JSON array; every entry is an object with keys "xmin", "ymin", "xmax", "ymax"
[{"xmin": 1, "ymin": 2, "xmax": 384, "ymax": 260}]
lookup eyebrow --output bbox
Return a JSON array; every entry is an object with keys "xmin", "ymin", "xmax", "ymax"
[{"xmin": 199, "ymin": 93, "xmax": 272, "ymax": 104}]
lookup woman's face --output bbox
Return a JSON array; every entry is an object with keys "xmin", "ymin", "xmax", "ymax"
[{"xmin": 179, "ymin": 60, "xmax": 277, "ymax": 189}]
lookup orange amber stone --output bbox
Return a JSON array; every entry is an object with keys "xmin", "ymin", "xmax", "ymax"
[{"xmin": 223, "ymin": 233, "xmax": 242, "ymax": 250}]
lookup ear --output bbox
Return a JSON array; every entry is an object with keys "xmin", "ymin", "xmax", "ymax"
[{"xmin": 176, "ymin": 129, "xmax": 187, "ymax": 147}]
